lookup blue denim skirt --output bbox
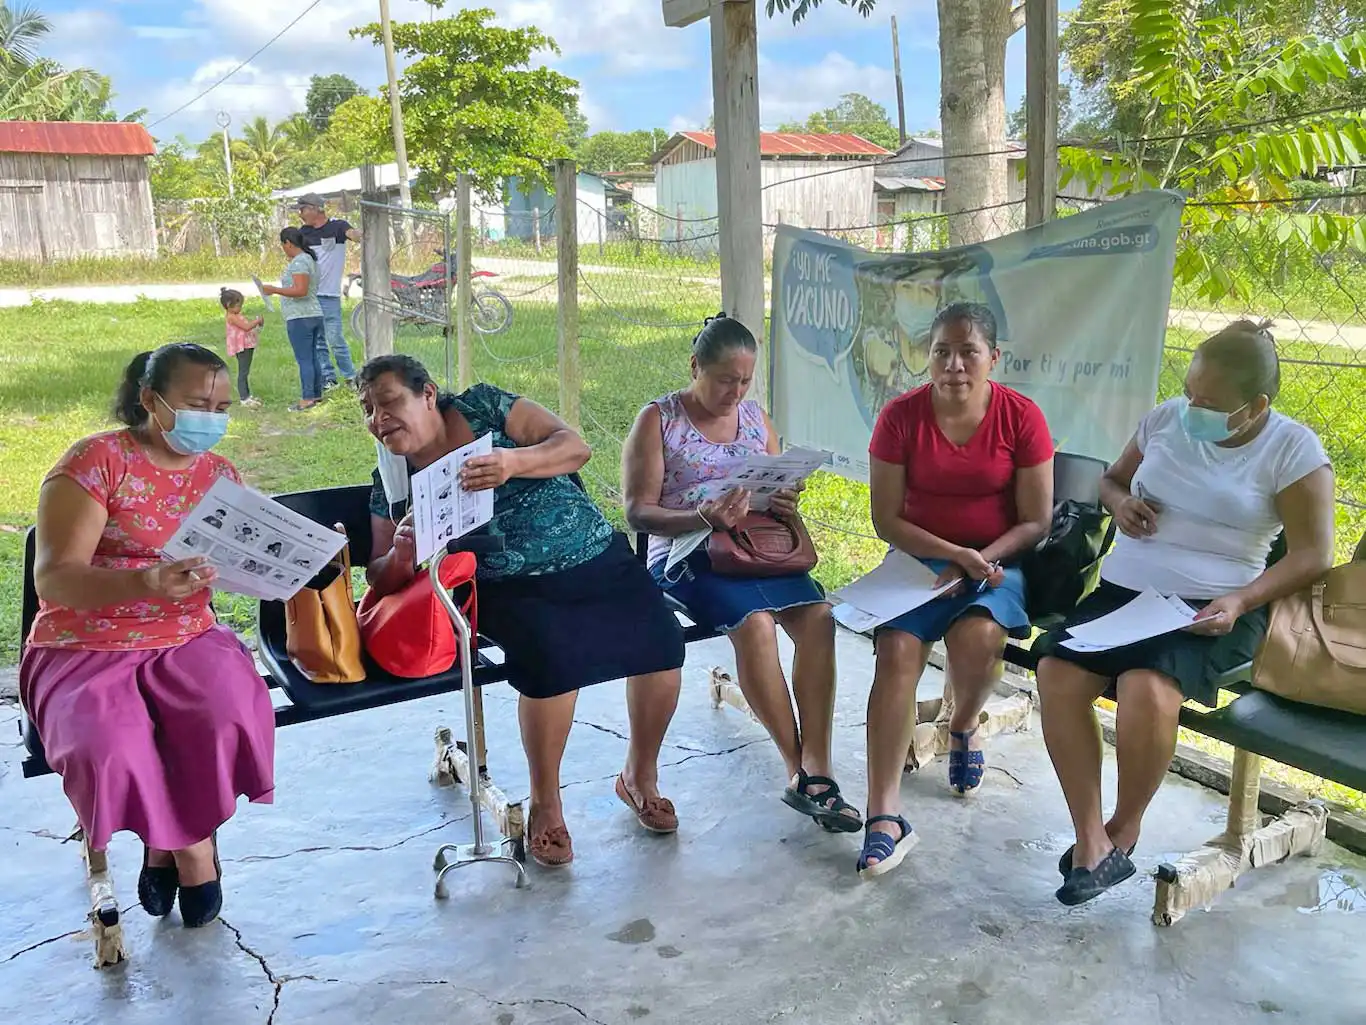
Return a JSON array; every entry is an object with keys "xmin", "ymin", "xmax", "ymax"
[
  {"xmin": 650, "ymin": 550, "xmax": 827, "ymax": 633},
  {"xmin": 877, "ymin": 557, "xmax": 1032, "ymax": 643}
]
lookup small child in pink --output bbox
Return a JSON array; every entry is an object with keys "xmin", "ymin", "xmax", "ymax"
[{"xmin": 220, "ymin": 287, "xmax": 264, "ymax": 407}]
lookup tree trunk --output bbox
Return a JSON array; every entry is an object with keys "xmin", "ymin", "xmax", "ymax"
[{"xmin": 938, "ymin": 0, "xmax": 1015, "ymax": 246}]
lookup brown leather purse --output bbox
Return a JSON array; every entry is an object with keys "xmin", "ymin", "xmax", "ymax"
[
  {"xmin": 1252, "ymin": 544, "xmax": 1366, "ymax": 715},
  {"xmin": 707, "ymin": 512, "xmax": 818, "ymax": 578},
  {"xmin": 285, "ymin": 527, "xmax": 365, "ymax": 684}
]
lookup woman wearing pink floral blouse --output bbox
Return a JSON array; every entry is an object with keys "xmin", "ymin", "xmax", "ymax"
[{"xmin": 22, "ymin": 343, "xmax": 274, "ymax": 929}]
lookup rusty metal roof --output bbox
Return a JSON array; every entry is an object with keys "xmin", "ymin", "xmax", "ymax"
[
  {"xmin": 0, "ymin": 121, "xmax": 156, "ymax": 157},
  {"xmin": 671, "ymin": 131, "xmax": 890, "ymax": 159}
]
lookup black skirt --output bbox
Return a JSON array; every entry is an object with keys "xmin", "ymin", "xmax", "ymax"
[
  {"xmin": 476, "ymin": 534, "xmax": 686, "ymax": 699},
  {"xmin": 1033, "ymin": 580, "xmax": 1268, "ymax": 708}
]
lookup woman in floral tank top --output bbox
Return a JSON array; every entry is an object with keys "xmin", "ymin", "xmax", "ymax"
[
  {"xmin": 623, "ymin": 315, "xmax": 860, "ymax": 835},
  {"xmin": 22, "ymin": 343, "xmax": 275, "ymax": 929}
]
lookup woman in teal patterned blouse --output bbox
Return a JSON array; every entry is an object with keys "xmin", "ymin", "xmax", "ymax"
[{"xmin": 359, "ymin": 355, "xmax": 686, "ymax": 868}]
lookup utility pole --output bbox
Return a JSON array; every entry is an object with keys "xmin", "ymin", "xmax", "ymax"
[
  {"xmin": 379, "ymin": 0, "xmax": 413, "ymax": 210},
  {"xmin": 891, "ymin": 16, "xmax": 907, "ymax": 148},
  {"xmin": 216, "ymin": 111, "xmax": 234, "ymax": 197}
]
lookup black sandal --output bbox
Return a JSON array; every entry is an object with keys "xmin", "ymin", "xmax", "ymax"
[
  {"xmin": 781, "ymin": 770, "xmax": 863, "ymax": 833},
  {"xmin": 178, "ymin": 834, "xmax": 223, "ymax": 929},
  {"xmin": 1055, "ymin": 847, "xmax": 1136, "ymax": 906},
  {"xmin": 138, "ymin": 846, "xmax": 179, "ymax": 918},
  {"xmin": 1058, "ymin": 841, "xmax": 1136, "ymax": 877}
]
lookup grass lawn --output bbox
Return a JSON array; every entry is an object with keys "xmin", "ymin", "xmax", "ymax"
[{"xmin": 1, "ymin": 293, "xmax": 1362, "ymax": 818}]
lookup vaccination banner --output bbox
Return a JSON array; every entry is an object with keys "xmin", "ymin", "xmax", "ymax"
[{"xmin": 769, "ymin": 190, "xmax": 1185, "ymax": 478}]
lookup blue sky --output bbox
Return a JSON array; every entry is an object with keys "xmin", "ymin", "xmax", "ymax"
[{"xmin": 40, "ymin": 1, "xmax": 1043, "ymax": 146}]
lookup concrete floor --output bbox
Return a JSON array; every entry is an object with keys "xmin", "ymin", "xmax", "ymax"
[{"xmin": 3, "ymin": 629, "xmax": 1365, "ymax": 1025}]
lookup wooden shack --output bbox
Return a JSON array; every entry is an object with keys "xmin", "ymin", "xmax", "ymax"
[
  {"xmin": 652, "ymin": 131, "xmax": 889, "ymax": 250},
  {"xmin": 0, "ymin": 121, "xmax": 157, "ymax": 261}
]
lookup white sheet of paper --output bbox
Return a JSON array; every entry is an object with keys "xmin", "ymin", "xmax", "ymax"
[
  {"xmin": 713, "ymin": 447, "xmax": 829, "ymax": 511},
  {"xmin": 161, "ymin": 477, "xmax": 346, "ymax": 601},
  {"xmin": 1060, "ymin": 588, "xmax": 1199, "ymax": 652},
  {"xmin": 831, "ymin": 549, "xmax": 958, "ymax": 630},
  {"xmin": 664, "ymin": 526, "xmax": 712, "ymax": 576},
  {"xmin": 252, "ymin": 275, "xmax": 276, "ymax": 313},
  {"xmin": 410, "ymin": 433, "xmax": 495, "ymax": 566},
  {"xmin": 832, "ymin": 603, "xmax": 885, "ymax": 634}
]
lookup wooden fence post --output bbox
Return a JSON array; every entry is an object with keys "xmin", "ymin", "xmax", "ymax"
[
  {"xmin": 360, "ymin": 163, "xmax": 394, "ymax": 359},
  {"xmin": 533, "ymin": 208, "xmax": 542, "ymax": 255},
  {"xmin": 556, "ymin": 159, "xmax": 581, "ymax": 432},
  {"xmin": 455, "ymin": 173, "xmax": 473, "ymax": 390}
]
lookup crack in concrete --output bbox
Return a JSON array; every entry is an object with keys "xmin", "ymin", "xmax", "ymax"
[
  {"xmin": 664, "ymin": 738, "xmax": 767, "ymax": 769},
  {"xmin": 571, "ymin": 718, "xmax": 713, "ymax": 755},
  {"xmin": 380, "ymin": 981, "xmax": 610, "ymax": 1024},
  {"xmin": 0, "ymin": 824, "xmax": 77, "ymax": 842},
  {"xmin": 220, "ymin": 918, "xmax": 285, "ymax": 1025},
  {"xmin": 226, "ymin": 813, "xmax": 474, "ymax": 866},
  {"xmin": 1, "ymin": 928, "xmax": 83, "ymax": 964}
]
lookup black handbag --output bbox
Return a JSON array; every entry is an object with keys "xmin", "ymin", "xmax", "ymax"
[{"xmin": 1020, "ymin": 500, "xmax": 1116, "ymax": 621}]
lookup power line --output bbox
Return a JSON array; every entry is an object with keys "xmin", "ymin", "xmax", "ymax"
[{"xmin": 147, "ymin": 0, "xmax": 327, "ymax": 129}]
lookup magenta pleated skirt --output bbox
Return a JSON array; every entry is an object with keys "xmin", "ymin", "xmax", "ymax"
[{"xmin": 20, "ymin": 625, "xmax": 276, "ymax": 852}]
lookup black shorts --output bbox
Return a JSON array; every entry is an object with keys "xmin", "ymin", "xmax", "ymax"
[
  {"xmin": 476, "ymin": 534, "xmax": 686, "ymax": 699},
  {"xmin": 1033, "ymin": 580, "xmax": 1268, "ymax": 708}
]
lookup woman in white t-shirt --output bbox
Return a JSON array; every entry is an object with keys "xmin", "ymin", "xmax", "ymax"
[{"xmin": 1034, "ymin": 320, "xmax": 1335, "ymax": 907}]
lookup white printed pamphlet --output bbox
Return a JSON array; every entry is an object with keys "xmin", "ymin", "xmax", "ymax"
[
  {"xmin": 663, "ymin": 525, "xmax": 712, "ymax": 577},
  {"xmin": 251, "ymin": 275, "xmax": 276, "ymax": 313},
  {"xmin": 162, "ymin": 477, "xmax": 347, "ymax": 601},
  {"xmin": 409, "ymin": 433, "xmax": 495, "ymax": 566},
  {"xmin": 712, "ymin": 447, "xmax": 829, "ymax": 511},
  {"xmin": 1060, "ymin": 588, "xmax": 1199, "ymax": 652},
  {"xmin": 831, "ymin": 549, "xmax": 958, "ymax": 632}
]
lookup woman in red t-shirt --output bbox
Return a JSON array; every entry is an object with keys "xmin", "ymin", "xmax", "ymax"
[
  {"xmin": 21, "ymin": 343, "xmax": 275, "ymax": 928},
  {"xmin": 857, "ymin": 302, "xmax": 1054, "ymax": 877}
]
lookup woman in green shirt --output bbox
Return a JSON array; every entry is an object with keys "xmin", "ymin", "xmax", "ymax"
[
  {"xmin": 359, "ymin": 355, "xmax": 686, "ymax": 869},
  {"xmin": 260, "ymin": 227, "xmax": 325, "ymax": 412}
]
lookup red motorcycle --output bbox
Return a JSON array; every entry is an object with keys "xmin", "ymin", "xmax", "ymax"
[{"xmin": 347, "ymin": 250, "xmax": 513, "ymax": 341}]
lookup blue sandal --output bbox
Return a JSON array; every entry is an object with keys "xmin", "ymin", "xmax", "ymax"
[
  {"xmin": 856, "ymin": 814, "xmax": 919, "ymax": 879},
  {"xmin": 948, "ymin": 728, "xmax": 985, "ymax": 797}
]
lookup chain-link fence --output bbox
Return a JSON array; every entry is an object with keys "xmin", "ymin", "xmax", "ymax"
[
  {"xmin": 355, "ymin": 167, "xmax": 1366, "ymax": 559},
  {"xmin": 1059, "ymin": 193, "xmax": 1366, "ymax": 559}
]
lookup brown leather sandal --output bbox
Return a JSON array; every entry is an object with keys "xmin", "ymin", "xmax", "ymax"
[
  {"xmin": 615, "ymin": 774, "xmax": 679, "ymax": 835},
  {"xmin": 527, "ymin": 810, "xmax": 574, "ymax": 868}
]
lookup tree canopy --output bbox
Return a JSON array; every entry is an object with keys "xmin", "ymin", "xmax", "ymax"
[
  {"xmin": 304, "ymin": 73, "xmax": 364, "ymax": 131},
  {"xmin": 352, "ymin": 2, "xmax": 578, "ymax": 198},
  {"xmin": 0, "ymin": 1, "xmax": 133, "ymax": 121},
  {"xmin": 778, "ymin": 92, "xmax": 900, "ymax": 151},
  {"xmin": 576, "ymin": 128, "xmax": 669, "ymax": 173}
]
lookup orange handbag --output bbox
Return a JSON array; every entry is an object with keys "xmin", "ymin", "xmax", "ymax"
[
  {"xmin": 284, "ymin": 534, "xmax": 366, "ymax": 684},
  {"xmin": 356, "ymin": 552, "xmax": 478, "ymax": 679}
]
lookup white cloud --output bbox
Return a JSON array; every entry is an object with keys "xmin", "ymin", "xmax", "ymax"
[
  {"xmin": 756, "ymin": 51, "xmax": 896, "ymax": 127},
  {"xmin": 44, "ymin": 9, "xmax": 126, "ymax": 71},
  {"xmin": 132, "ymin": 26, "xmax": 209, "ymax": 41},
  {"xmin": 150, "ymin": 60, "xmax": 312, "ymax": 132}
]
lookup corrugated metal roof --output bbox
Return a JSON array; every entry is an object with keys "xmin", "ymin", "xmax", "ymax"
[
  {"xmin": 675, "ymin": 131, "xmax": 890, "ymax": 158},
  {"xmin": 874, "ymin": 175, "xmax": 946, "ymax": 192},
  {"xmin": 0, "ymin": 121, "xmax": 156, "ymax": 157}
]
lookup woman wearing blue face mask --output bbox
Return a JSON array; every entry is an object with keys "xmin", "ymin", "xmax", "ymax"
[
  {"xmin": 20, "ymin": 343, "xmax": 275, "ymax": 929},
  {"xmin": 1033, "ymin": 320, "xmax": 1335, "ymax": 907}
]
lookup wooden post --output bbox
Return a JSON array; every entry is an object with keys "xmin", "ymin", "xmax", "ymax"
[
  {"xmin": 455, "ymin": 173, "xmax": 473, "ymax": 390},
  {"xmin": 533, "ymin": 207, "xmax": 542, "ymax": 254},
  {"xmin": 598, "ymin": 207, "xmax": 605, "ymax": 259},
  {"xmin": 1025, "ymin": 0, "xmax": 1059, "ymax": 228},
  {"xmin": 709, "ymin": 0, "xmax": 767, "ymax": 406},
  {"xmin": 555, "ymin": 159, "xmax": 581, "ymax": 432},
  {"xmin": 891, "ymin": 15, "xmax": 907, "ymax": 148},
  {"xmin": 360, "ymin": 163, "xmax": 395, "ymax": 359}
]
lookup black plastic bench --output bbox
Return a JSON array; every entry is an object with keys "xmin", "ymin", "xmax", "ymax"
[{"xmin": 18, "ymin": 485, "xmax": 517, "ymax": 778}]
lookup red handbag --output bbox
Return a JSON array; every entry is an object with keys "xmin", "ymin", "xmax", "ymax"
[{"xmin": 356, "ymin": 552, "xmax": 478, "ymax": 679}]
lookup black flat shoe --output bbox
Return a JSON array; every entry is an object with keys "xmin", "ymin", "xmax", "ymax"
[
  {"xmin": 1058, "ymin": 841, "xmax": 1136, "ymax": 877},
  {"xmin": 1055, "ymin": 847, "xmax": 1136, "ymax": 907},
  {"xmin": 178, "ymin": 836, "xmax": 222, "ymax": 929},
  {"xmin": 138, "ymin": 847, "xmax": 179, "ymax": 918}
]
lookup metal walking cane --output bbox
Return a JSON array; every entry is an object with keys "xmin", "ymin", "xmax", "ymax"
[{"xmin": 428, "ymin": 540, "xmax": 528, "ymax": 896}]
